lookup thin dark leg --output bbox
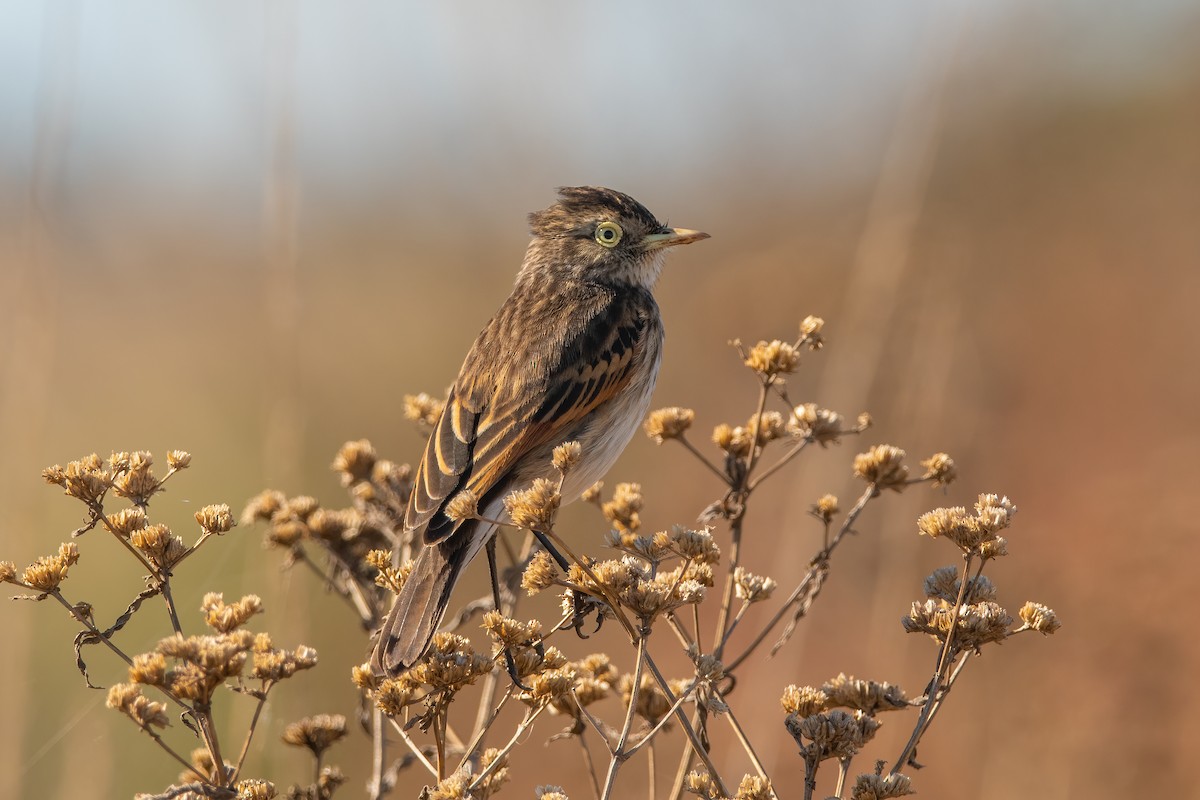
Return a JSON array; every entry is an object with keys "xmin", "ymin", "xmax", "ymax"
[
  {"xmin": 530, "ymin": 529, "xmax": 602, "ymax": 638},
  {"xmin": 487, "ymin": 536, "xmax": 531, "ymax": 691}
]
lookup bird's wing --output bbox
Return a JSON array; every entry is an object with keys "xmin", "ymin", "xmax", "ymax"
[{"xmin": 406, "ymin": 288, "xmax": 653, "ymax": 543}]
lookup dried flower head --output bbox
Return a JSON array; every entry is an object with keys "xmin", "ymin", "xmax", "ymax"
[
  {"xmin": 601, "ymin": 482, "xmax": 644, "ymax": 533},
  {"xmin": 922, "ymin": 566, "xmax": 997, "ymax": 604},
  {"xmin": 580, "ymin": 482, "xmax": 603, "ymax": 504},
  {"xmin": 851, "ymin": 773, "xmax": 915, "ymax": 800},
  {"xmin": 403, "ymin": 393, "xmax": 444, "ymax": 429},
  {"xmin": 167, "ymin": 450, "xmax": 192, "ymax": 471},
  {"xmin": 131, "ymin": 524, "xmax": 188, "ymax": 570},
  {"xmin": 735, "ymin": 774, "xmax": 773, "ymax": 800},
  {"xmin": 785, "ymin": 709, "xmax": 874, "ymax": 761},
  {"xmin": 0, "ymin": 561, "xmax": 16, "ymax": 583},
  {"xmin": 331, "ymin": 439, "xmax": 376, "ymax": 486},
  {"xmin": 476, "ymin": 748, "xmax": 510, "ymax": 795},
  {"xmin": 129, "ymin": 652, "xmax": 169, "ymax": 687},
  {"xmin": 903, "ymin": 599, "xmax": 1013, "ymax": 650},
  {"xmin": 822, "ymin": 673, "xmax": 909, "ymax": 714},
  {"xmin": 241, "ymin": 489, "xmax": 287, "ymax": 524},
  {"xmin": 684, "ymin": 771, "xmax": 723, "ymax": 800},
  {"xmin": 619, "ymin": 673, "xmax": 673, "ymax": 724},
  {"xmin": 482, "ymin": 612, "xmax": 542, "ymax": 650},
  {"xmin": 812, "ymin": 494, "xmax": 839, "ymax": 523},
  {"xmin": 428, "ymin": 769, "xmax": 471, "ymax": 800},
  {"xmin": 444, "ymin": 490, "xmax": 479, "ymax": 522},
  {"xmin": 744, "ymin": 339, "xmax": 800, "ymax": 376},
  {"xmin": 1018, "ymin": 601, "xmax": 1062, "ymax": 634},
  {"xmin": 853, "ymin": 445, "xmax": 908, "ymax": 491},
  {"xmin": 235, "ymin": 779, "xmax": 276, "ymax": 800},
  {"xmin": 552, "ymin": 441, "xmax": 582, "ymax": 473},
  {"xmin": 373, "ymin": 675, "xmax": 421, "ymax": 716},
  {"xmin": 106, "ymin": 683, "xmax": 169, "ymax": 729},
  {"xmin": 669, "ymin": 526, "xmax": 721, "ymax": 564},
  {"xmin": 975, "ymin": 493, "xmax": 1017, "ymax": 534},
  {"xmin": 281, "ymin": 713, "xmax": 347, "ymax": 757},
  {"xmin": 21, "ymin": 542, "xmax": 80, "ymax": 591},
  {"xmin": 201, "ymin": 593, "xmax": 263, "ymax": 633},
  {"xmin": 734, "ymin": 566, "xmax": 777, "ymax": 603},
  {"xmin": 644, "ymin": 406, "xmax": 696, "ymax": 443},
  {"xmin": 504, "ymin": 478, "xmax": 561, "ymax": 530},
  {"xmin": 196, "ymin": 504, "xmax": 235, "ymax": 534},
  {"xmin": 52, "ymin": 455, "xmax": 112, "ymax": 503},
  {"xmin": 920, "ymin": 452, "xmax": 957, "ymax": 487},
  {"xmin": 536, "ymin": 786, "xmax": 569, "ymax": 800},
  {"xmin": 790, "ymin": 403, "xmax": 844, "ymax": 445},
  {"xmin": 781, "ymin": 685, "xmax": 830, "ymax": 717},
  {"xmin": 411, "ymin": 632, "xmax": 493, "ymax": 693},
  {"xmin": 111, "ymin": 450, "xmax": 160, "ymax": 504},
  {"xmin": 799, "ymin": 315, "xmax": 825, "ymax": 348},
  {"xmin": 521, "ymin": 549, "xmax": 559, "ymax": 594}
]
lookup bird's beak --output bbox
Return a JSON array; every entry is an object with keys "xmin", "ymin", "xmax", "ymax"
[{"xmin": 641, "ymin": 227, "xmax": 710, "ymax": 251}]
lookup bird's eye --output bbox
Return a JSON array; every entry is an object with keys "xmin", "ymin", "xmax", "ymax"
[{"xmin": 595, "ymin": 221, "xmax": 623, "ymax": 248}]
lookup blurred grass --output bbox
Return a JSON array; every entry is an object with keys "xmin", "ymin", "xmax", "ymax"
[{"xmin": 2, "ymin": 38, "xmax": 1200, "ymax": 799}]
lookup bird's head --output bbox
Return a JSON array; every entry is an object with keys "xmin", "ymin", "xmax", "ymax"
[{"xmin": 521, "ymin": 186, "xmax": 709, "ymax": 290}]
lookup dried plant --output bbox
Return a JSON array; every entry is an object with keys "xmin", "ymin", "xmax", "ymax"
[{"xmin": 7, "ymin": 317, "xmax": 1059, "ymax": 799}]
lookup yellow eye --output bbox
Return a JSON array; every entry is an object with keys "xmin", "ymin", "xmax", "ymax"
[{"xmin": 595, "ymin": 221, "xmax": 623, "ymax": 248}]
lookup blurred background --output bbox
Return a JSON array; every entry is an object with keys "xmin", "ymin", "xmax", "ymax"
[{"xmin": 2, "ymin": 1, "xmax": 1198, "ymax": 798}]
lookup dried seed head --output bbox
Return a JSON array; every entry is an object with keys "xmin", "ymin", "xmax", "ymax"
[
  {"xmin": 734, "ymin": 566, "xmax": 777, "ymax": 603},
  {"xmin": 552, "ymin": 441, "xmax": 582, "ymax": 473},
  {"xmin": 790, "ymin": 403, "xmax": 844, "ymax": 445},
  {"xmin": 109, "ymin": 507, "xmax": 148, "ymax": 538},
  {"xmin": 853, "ymin": 445, "xmax": 909, "ymax": 491},
  {"xmin": 57, "ymin": 456, "xmax": 112, "ymax": 503},
  {"xmin": 504, "ymin": 478, "xmax": 561, "ymax": 530},
  {"xmin": 580, "ymin": 482, "xmax": 603, "ymax": 504},
  {"xmin": 813, "ymin": 494, "xmax": 839, "ymax": 522},
  {"xmin": 670, "ymin": 526, "xmax": 721, "ymax": 564},
  {"xmin": 687, "ymin": 645, "xmax": 726, "ymax": 684},
  {"xmin": 235, "ymin": 778, "xmax": 276, "ymax": 800},
  {"xmin": 536, "ymin": 786, "xmax": 569, "ymax": 800},
  {"xmin": 644, "ymin": 407, "xmax": 696, "ymax": 444},
  {"xmin": 522, "ymin": 665, "xmax": 578, "ymax": 705},
  {"xmin": 482, "ymin": 612, "xmax": 542, "ymax": 650},
  {"xmin": 1018, "ymin": 601, "xmax": 1062, "ymax": 634},
  {"xmin": 975, "ymin": 493, "xmax": 1017, "ymax": 534},
  {"xmin": 112, "ymin": 451, "xmax": 159, "ymax": 504},
  {"xmin": 196, "ymin": 504, "xmax": 235, "ymax": 534},
  {"xmin": 521, "ymin": 549, "xmax": 559, "ymax": 595},
  {"xmin": 412, "ymin": 632, "xmax": 494, "ymax": 693},
  {"xmin": 241, "ymin": 489, "xmax": 287, "ymax": 524},
  {"xmin": 619, "ymin": 673, "xmax": 673, "ymax": 724},
  {"xmin": 331, "ymin": 439, "xmax": 376, "ymax": 486},
  {"xmin": 444, "ymin": 490, "xmax": 479, "ymax": 522},
  {"xmin": 850, "ymin": 772, "xmax": 915, "ymax": 800},
  {"xmin": 735, "ymin": 774, "xmax": 773, "ymax": 800},
  {"xmin": 903, "ymin": 599, "xmax": 1013, "ymax": 649},
  {"xmin": 374, "ymin": 675, "xmax": 420, "ymax": 716},
  {"xmin": 920, "ymin": 453, "xmax": 957, "ymax": 487},
  {"xmin": 980, "ymin": 536, "xmax": 1009, "ymax": 560},
  {"xmin": 748, "ymin": 411, "xmax": 786, "ymax": 444},
  {"xmin": 684, "ymin": 771, "xmax": 723, "ymax": 800},
  {"xmin": 428, "ymin": 769, "xmax": 471, "ymax": 800},
  {"xmin": 21, "ymin": 542, "xmax": 80, "ymax": 591},
  {"xmin": 922, "ymin": 565, "xmax": 997, "ymax": 604},
  {"xmin": 781, "ymin": 685, "xmax": 830, "ymax": 717},
  {"xmin": 106, "ymin": 683, "xmax": 169, "ymax": 729},
  {"xmin": 601, "ymin": 482, "xmax": 644, "ymax": 533},
  {"xmin": 403, "ymin": 393, "xmax": 444, "ymax": 429},
  {"xmin": 785, "ymin": 709, "xmax": 870, "ymax": 761},
  {"xmin": 281, "ymin": 713, "xmax": 347, "ymax": 757},
  {"xmin": 476, "ymin": 748, "xmax": 510, "ymax": 795},
  {"xmin": 131, "ymin": 524, "xmax": 188, "ymax": 570},
  {"xmin": 744, "ymin": 339, "xmax": 800, "ymax": 376},
  {"xmin": 167, "ymin": 450, "xmax": 192, "ymax": 471},
  {"xmin": 799, "ymin": 315, "xmax": 825, "ymax": 348},
  {"xmin": 0, "ymin": 561, "xmax": 16, "ymax": 583},
  {"xmin": 822, "ymin": 673, "xmax": 909, "ymax": 714},
  {"xmin": 201, "ymin": 593, "xmax": 263, "ymax": 633}
]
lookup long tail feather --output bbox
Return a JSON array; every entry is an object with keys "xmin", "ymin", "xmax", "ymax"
[{"xmin": 370, "ymin": 540, "xmax": 464, "ymax": 676}]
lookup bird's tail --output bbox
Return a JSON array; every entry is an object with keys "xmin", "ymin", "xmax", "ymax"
[{"xmin": 370, "ymin": 539, "xmax": 464, "ymax": 677}]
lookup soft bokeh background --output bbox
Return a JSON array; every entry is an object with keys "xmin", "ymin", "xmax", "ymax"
[{"xmin": 2, "ymin": 2, "xmax": 1198, "ymax": 798}]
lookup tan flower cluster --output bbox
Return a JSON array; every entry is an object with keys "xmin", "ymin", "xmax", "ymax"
[
  {"xmin": 200, "ymin": 592, "xmax": 262, "ymax": 633},
  {"xmin": 106, "ymin": 683, "xmax": 169, "ymax": 729},
  {"xmin": 111, "ymin": 451, "xmax": 161, "ymax": 505},
  {"xmin": 331, "ymin": 438, "xmax": 377, "ymax": 486},
  {"xmin": 536, "ymin": 786, "xmax": 569, "ymax": 800},
  {"xmin": 553, "ymin": 652, "xmax": 618, "ymax": 714},
  {"xmin": 444, "ymin": 490, "xmax": 479, "ymax": 522},
  {"xmin": 371, "ymin": 673, "xmax": 421, "ymax": 716},
  {"xmin": 919, "ymin": 452, "xmax": 957, "ymax": 487},
  {"xmin": 195, "ymin": 504, "xmax": 235, "ymax": 535},
  {"xmin": 821, "ymin": 673, "xmax": 909, "ymax": 714},
  {"xmin": 552, "ymin": 441, "xmax": 582, "ymax": 473},
  {"xmin": 788, "ymin": 403, "xmax": 844, "ymax": 445},
  {"xmin": 566, "ymin": 555, "xmax": 708, "ymax": 623},
  {"xmin": 922, "ymin": 566, "xmax": 996, "ymax": 604},
  {"xmin": 785, "ymin": 708, "xmax": 881, "ymax": 762},
  {"xmin": 521, "ymin": 549, "xmax": 559, "ymax": 594},
  {"xmin": 619, "ymin": 672, "xmax": 675, "ymax": 725},
  {"xmin": 644, "ymin": 406, "xmax": 696, "ymax": 444},
  {"xmin": 733, "ymin": 566, "xmax": 777, "ymax": 603},
  {"xmin": 916, "ymin": 493, "xmax": 1017, "ymax": 554},
  {"xmin": 18, "ymin": 542, "xmax": 80, "ymax": 592},
  {"xmin": 601, "ymin": 482, "xmax": 643, "ymax": 533},
  {"xmin": 281, "ymin": 713, "xmax": 346, "ymax": 757},
  {"xmin": 109, "ymin": 506, "xmax": 148, "ymax": 538},
  {"xmin": 248, "ymin": 634, "xmax": 318, "ymax": 682},
  {"xmin": 903, "ymin": 598, "xmax": 1014, "ymax": 650},
  {"xmin": 811, "ymin": 494, "xmax": 839, "ymax": 523},
  {"xmin": 1018, "ymin": 601, "xmax": 1062, "ymax": 634},
  {"xmin": 167, "ymin": 450, "xmax": 192, "ymax": 471},
  {"xmin": 684, "ymin": 771, "xmax": 723, "ymax": 800},
  {"xmin": 781, "ymin": 684, "xmax": 830, "ymax": 718},
  {"xmin": 734, "ymin": 774, "xmax": 773, "ymax": 800},
  {"xmin": 798, "ymin": 315, "xmax": 825, "ymax": 349},
  {"xmin": 139, "ymin": 631, "xmax": 256, "ymax": 704},
  {"xmin": 713, "ymin": 412, "xmax": 787, "ymax": 459},
  {"xmin": 743, "ymin": 339, "xmax": 800, "ymax": 377},
  {"xmin": 131, "ymin": 523, "xmax": 188, "ymax": 570},
  {"xmin": 428, "ymin": 769, "xmax": 471, "ymax": 800},
  {"xmin": 235, "ymin": 778, "xmax": 277, "ymax": 800},
  {"xmin": 408, "ymin": 632, "xmax": 494, "ymax": 694},
  {"xmin": 504, "ymin": 478, "xmax": 562, "ymax": 530},
  {"xmin": 365, "ymin": 549, "xmax": 411, "ymax": 595},
  {"xmin": 403, "ymin": 392, "xmax": 445, "ymax": 429},
  {"xmin": 850, "ymin": 773, "xmax": 915, "ymax": 800},
  {"xmin": 42, "ymin": 453, "xmax": 111, "ymax": 504},
  {"xmin": 853, "ymin": 445, "xmax": 909, "ymax": 491}
]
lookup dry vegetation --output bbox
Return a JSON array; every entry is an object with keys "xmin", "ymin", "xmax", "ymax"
[{"xmin": 3, "ymin": 319, "xmax": 1059, "ymax": 799}]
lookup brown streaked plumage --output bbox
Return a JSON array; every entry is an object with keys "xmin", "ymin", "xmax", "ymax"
[{"xmin": 370, "ymin": 187, "xmax": 708, "ymax": 677}]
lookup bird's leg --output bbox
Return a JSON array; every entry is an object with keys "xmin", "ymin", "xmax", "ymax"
[
  {"xmin": 530, "ymin": 529, "xmax": 603, "ymax": 638},
  {"xmin": 487, "ymin": 536, "xmax": 531, "ymax": 691}
]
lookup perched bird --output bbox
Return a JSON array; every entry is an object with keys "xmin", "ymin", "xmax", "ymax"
[{"xmin": 371, "ymin": 186, "xmax": 708, "ymax": 677}]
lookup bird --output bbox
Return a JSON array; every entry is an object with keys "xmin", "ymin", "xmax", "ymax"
[{"xmin": 370, "ymin": 186, "xmax": 708, "ymax": 678}]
